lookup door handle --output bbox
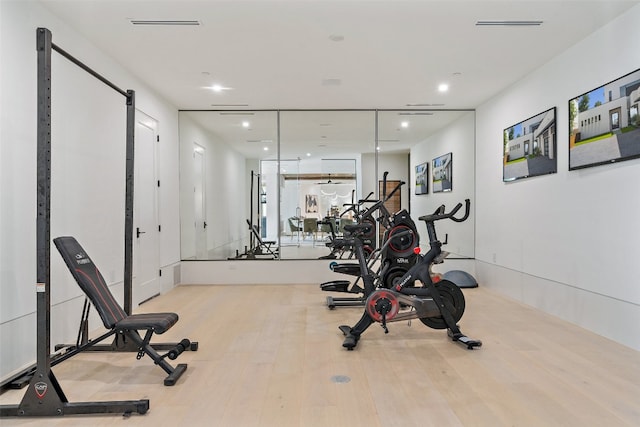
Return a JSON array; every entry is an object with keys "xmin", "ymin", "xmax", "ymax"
[
  {"xmin": 136, "ymin": 227, "xmax": 146, "ymax": 238},
  {"xmin": 204, "ymin": 221, "xmax": 207, "ymax": 229}
]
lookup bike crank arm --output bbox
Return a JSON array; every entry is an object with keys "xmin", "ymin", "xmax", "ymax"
[{"xmin": 373, "ymin": 293, "xmax": 442, "ymax": 323}]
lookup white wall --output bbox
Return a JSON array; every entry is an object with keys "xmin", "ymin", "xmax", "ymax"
[
  {"xmin": 178, "ymin": 113, "xmax": 248, "ymax": 259},
  {"xmin": 0, "ymin": 1, "xmax": 182, "ymax": 380},
  {"xmin": 474, "ymin": 5, "xmax": 640, "ymax": 350},
  {"xmin": 410, "ymin": 112, "xmax": 476, "ymax": 258}
]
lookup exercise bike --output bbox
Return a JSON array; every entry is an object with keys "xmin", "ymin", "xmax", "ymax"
[{"xmin": 339, "ymin": 199, "xmax": 482, "ymax": 350}]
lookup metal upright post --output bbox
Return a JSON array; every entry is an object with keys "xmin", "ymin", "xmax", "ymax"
[
  {"xmin": 124, "ymin": 90, "xmax": 135, "ymax": 315},
  {"xmin": 0, "ymin": 27, "xmax": 148, "ymax": 418}
]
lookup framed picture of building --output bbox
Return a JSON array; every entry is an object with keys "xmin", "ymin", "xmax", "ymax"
[
  {"xmin": 432, "ymin": 152, "xmax": 452, "ymax": 193},
  {"xmin": 569, "ymin": 68, "xmax": 640, "ymax": 170},
  {"xmin": 503, "ymin": 107, "xmax": 557, "ymax": 182},
  {"xmin": 415, "ymin": 162, "xmax": 428, "ymax": 195}
]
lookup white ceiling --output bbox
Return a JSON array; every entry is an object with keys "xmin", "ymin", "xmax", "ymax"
[{"xmin": 39, "ymin": 0, "xmax": 639, "ymax": 158}]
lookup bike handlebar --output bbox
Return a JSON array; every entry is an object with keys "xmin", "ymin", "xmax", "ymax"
[
  {"xmin": 357, "ymin": 192, "xmax": 376, "ymax": 204},
  {"xmin": 418, "ymin": 199, "xmax": 470, "ymax": 223}
]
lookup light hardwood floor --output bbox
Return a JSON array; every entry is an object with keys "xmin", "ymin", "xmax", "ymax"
[{"xmin": 1, "ymin": 284, "xmax": 639, "ymax": 426}]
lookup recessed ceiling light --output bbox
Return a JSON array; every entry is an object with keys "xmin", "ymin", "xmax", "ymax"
[
  {"xmin": 438, "ymin": 83, "xmax": 449, "ymax": 92},
  {"xmin": 263, "ymin": 147, "xmax": 269, "ymax": 151},
  {"xmin": 209, "ymin": 84, "xmax": 232, "ymax": 92},
  {"xmin": 401, "ymin": 121, "xmax": 409, "ymax": 128},
  {"xmin": 242, "ymin": 121, "xmax": 250, "ymax": 128},
  {"xmin": 306, "ymin": 153, "xmax": 311, "ymax": 157}
]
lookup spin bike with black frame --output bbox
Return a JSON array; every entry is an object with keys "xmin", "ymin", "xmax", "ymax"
[
  {"xmin": 320, "ymin": 178, "xmax": 418, "ymax": 308},
  {"xmin": 339, "ymin": 199, "xmax": 482, "ymax": 350}
]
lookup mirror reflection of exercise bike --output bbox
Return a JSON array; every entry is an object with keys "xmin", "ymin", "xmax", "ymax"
[{"xmin": 339, "ymin": 199, "xmax": 482, "ymax": 350}]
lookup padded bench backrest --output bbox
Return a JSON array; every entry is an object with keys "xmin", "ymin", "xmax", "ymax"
[{"xmin": 54, "ymin": 236, "xmax": 127, "ymax": 329}]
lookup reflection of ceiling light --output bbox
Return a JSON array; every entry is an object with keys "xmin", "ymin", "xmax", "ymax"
[
  {"xmin": 306, "ymin": 153, "xmax": 311, "ymax": 157},
  {"xmin": 263, "ymin": 147, "xmax": 269, "ymax": 151},
  {"xmin": 401, "ymin": 121, "xmax": 409, "ymax": 128},
  {"xmin": 242, "ymin": 121, "xmax": 250, "ymax": 128},
  {"xmin": 438, "ymin": 83, "xmax": 449, "ymax": 92}
]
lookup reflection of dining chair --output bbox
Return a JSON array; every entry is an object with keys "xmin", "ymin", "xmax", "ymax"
[
  {"xmin": 303, "ymin": 218, "xmax": 318, "ymax": 241},
  {"xmin": 288, "ymin": 217, "xmax": 302, "ymax": 239},
  {"xmin": 319, "ymin": 218, "xmax": 337, "ymax": 239}
]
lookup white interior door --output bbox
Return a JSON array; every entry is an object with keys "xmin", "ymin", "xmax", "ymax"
[
  {"xmin": 134, "ymin": 112, "xmax": 160, "ymax": 305},
  {"xmin": 193, "ymin": 144, "xmax": 207, "ymax": 258}
]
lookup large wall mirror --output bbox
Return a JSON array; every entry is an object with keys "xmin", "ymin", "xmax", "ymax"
[{"xmin": 178, "ymin": 109, "xmax": 475, "ymax": 260}]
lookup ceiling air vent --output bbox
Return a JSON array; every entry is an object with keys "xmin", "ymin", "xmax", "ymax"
[
  {"xmin": 476, "ymin": 20, "xmax": 543, "ymax": 26},
  {"xmin": 130, "ymin": 20, "xmax": 201, "ymax": 26},
  {"xmin": 406, "ymin": 103, "xmax": 445, "ymax": 107}
]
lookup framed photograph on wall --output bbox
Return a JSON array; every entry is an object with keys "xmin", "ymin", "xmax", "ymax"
[
  {"xmin": 305, "ymin": 194, "xmax": 318, "ymax": 213},
  {"xmin": 569, "ymin": 68, "xmax": 640, "ymax": 170},
  {"xmin": 503, "ymin": 107, "xmax": 557, "ymax": 182},
  {"xmin": 415, "ymin": 162, "xmax": 428, "ymax": 195},
  {"xmin": 432, "ymin": 152, "xmax": 452, "ymax": 193}
]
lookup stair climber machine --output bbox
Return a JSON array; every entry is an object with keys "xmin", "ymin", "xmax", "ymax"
[{"xmin": 339, "ymin": 199, "xmax": 482, "ymax": 350}]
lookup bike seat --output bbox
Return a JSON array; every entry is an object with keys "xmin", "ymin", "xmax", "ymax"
[{"xmin": 343, "ymin": 224, "xmax": 372, "ymax": 235}]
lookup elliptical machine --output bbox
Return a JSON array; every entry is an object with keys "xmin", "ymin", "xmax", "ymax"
[{"xmin": 339, "ymin": 199, "xmax": 482, "ymax": 350}]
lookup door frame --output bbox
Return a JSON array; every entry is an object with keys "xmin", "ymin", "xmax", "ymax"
[{"xmin": 133, "ymin": 110, "xmax": 161, "ymax": 305}]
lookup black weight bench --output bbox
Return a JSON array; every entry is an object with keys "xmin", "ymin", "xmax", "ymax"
[{"xmin": 54, "ymin": 236, "xmax": 192, "ymax": 386}]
